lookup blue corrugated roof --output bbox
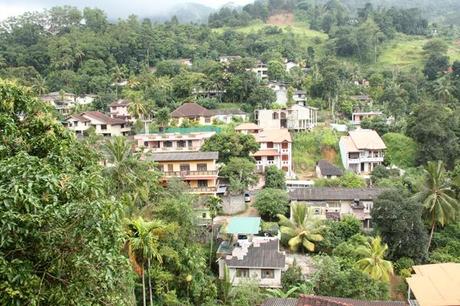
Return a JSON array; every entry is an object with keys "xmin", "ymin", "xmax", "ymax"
[{"xmin": 226, "ymin": 217, "xmax": 261, "ymax": 234}]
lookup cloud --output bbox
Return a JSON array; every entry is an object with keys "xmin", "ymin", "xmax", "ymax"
[{"xmin": 0, "ymin": 0, "xmax": 253, "ymax": 20}]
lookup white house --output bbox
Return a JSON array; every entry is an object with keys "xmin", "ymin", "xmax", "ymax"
[
  {"xmin": 211, "ymin": 109, "xmax": 248, "ymax": 124},
  {"xmin": 339, "ymin": 129, "xmax": 386, "ymax": 175},
  {"xmin": 252, "ymin": 62, "xmax": 268, "ymax": 80},
  {"xmin": 255, "ymin": 104, "xmax": 318, "ymax": 132},
  {"xmin": 219, "ymin": 238, "xmax": 285, "ymax": 288},
  {"xmin": 219, "ymin": 55, "xmax": 241, "ymax": 64},
  {"xmin": 109, "ymin": 99, "xmax": 135, "ymax": 122},
  {"xmin": 66, "ymin": 111, "xmax": 131, "ymax": 137},
  {"xmin": 75, "ymin": 94, "xmax": 97, "ymax": 105},
  {"xmin": 253, "ymin": 128, "xmax": 294, "ymax": 178},
  {"xmin": 285, "ymin": 61, "xmax": 299, "ymax": 71},
  {"xmin": 267, "ymin": 82, "xmax": 288, "ymax": 105},
  {"xmin": 351, "ymin": 111, "xmax": 383, "ymax": 126}
]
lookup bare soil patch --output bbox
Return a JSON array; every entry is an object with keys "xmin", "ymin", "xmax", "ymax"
[{"xmin": 267, "ymin": 12, "xmax": 294, "ymax": 26}]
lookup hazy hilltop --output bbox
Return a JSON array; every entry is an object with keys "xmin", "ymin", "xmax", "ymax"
[{"xmin": 149, "ymin": 2, "xmax": 216, "ymax": 23}]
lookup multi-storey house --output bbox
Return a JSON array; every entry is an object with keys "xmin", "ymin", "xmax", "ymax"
[
  {"xmin": 171, "ymin": 103, "xmax": 214, "ymax": 125},
  {"xmin": 65, "ymin": 111, "xmax": 130, "ymax": 137},
  {"xmin": 255, "ymin": 104, "xmax": 318, "ymax": 132},
  {"xmin": 252, "ymin": 128, "xmax": 293, "ymax": 178},
  {"xmin": 134, "ymin": 131, "xmax": 216, "ymax": 152},
  {"xmin": 148, "ymin": 151, "xmax": 219, "ymax": 195},
  {"xmin": 339, "ymin": 129, "xmax": 386, "ymax": 174}
]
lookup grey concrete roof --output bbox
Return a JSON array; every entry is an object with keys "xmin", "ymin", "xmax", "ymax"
[
  {"xmin": 225, "ymin": 239, "xmax": 285, "ymax": 268},
  {"xmin": 146, "ymin": 151, "xmax": 218, "ymax": 162},
  {"xmin": 261, "ymin": 298, "xmax": 298, "ymax": 306},
  {"xmin": 317, "ymin": 160, "xmax": 343, "ymax": 177},
  {"xmin": 289, "ymin": 188, "xmax": 386, "ymax": 201}
]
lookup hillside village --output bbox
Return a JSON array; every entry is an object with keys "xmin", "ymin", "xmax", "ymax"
[{"xmin": 1, "ymin": 0, "xmax": 460, "ymax": 305}]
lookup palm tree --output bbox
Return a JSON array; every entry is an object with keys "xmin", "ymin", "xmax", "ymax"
[
  {"xmin": 433, "ymin": 77, "xmax": 454, "ymax": 104},
  {"xmin": 111, "ymin": 65, "xmax": 126, "ymax": 99},
  {"xmin": 103, "ymin": 136, "xmax": 138, "ymax": 194},
  {"xmin": 31, "ymin": 75, "xmax": 48, "ymax": 96},
  {"xmin": 265, "ymin": 287, "xmax": 299, "ymax": 298},
  {"xmin": 414, "ymin": 161, "xmax": 459, "ymax": 250},
  {"xmin": 355, "ymin": 236, "xmax": 394, "ymax": 283},
  {"xmin": 205, "ymin": 195, "xmax": 223, "ymax": 268},
  {"xmin": 277, "ymin": 204, "xmax": 324, "ymax": 253},
  {"xmin": 155, "ymin": 107, "xmax": 171, "ymax": 133},
  {"xmin": 125, "ymin": 217, "xmax": 167, "ymax": 306}
]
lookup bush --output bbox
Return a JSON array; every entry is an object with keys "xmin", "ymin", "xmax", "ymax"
[
  {"xmin": 394, "ymin": 257, "xmax": 415, "ymax": 274},
  {"xmin": 282, "ymin": 263, "xmax": 303, "ymax": 290},
  {"xmin": 254, "ymin": 188, "xmax": 289, "ymax": 221},
  {"xmin": 264, "ymin": 165, "xmax": 286, "ymax": 189}
]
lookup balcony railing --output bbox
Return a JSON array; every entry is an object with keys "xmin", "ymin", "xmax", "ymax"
[
  {"xmin": 190, "ymin": 186, "xmax": 217, "ymax": 193},
  {"xmin": 163, "ymin": 170, "xmax": 218, "ymax": 177}
]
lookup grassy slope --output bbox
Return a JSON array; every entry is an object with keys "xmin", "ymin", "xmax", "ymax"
[
  {"xmin": 213, "ymin": 21, "xmax": 327, "ymax": 41},
  {"xmin": 377, "ymin": 35, "xmax": 460, "ymax": 70}
]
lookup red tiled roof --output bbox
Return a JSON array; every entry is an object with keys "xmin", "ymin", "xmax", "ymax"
[
  {"xmin": 171, "ymin": 103, "xmax": 213, "ymax": 118},
  {"xmin": 297, "ymin": 295, "xmax": 405, "ymax": 306},
  {"xmin": 82, "ymin": 111, "xmax": 126, "ymax": 125}
]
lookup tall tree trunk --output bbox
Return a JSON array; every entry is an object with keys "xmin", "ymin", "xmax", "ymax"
[
  {"xmin": 148, "ymin": 259, "xmax": 153, "ymax": 306},
  {"xmin": 142, "ymin": 270, "xmax": 146, "ymax": 306},
  {"xmin": 428, "ymin": 221, "xmax": 436, "ymax": 252},
  {"xmin": 209, "ymin": 217, "xmax": 214, "ymax": 268}
]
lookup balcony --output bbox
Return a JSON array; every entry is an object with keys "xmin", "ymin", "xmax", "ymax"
[
  {"xmin": 163, "ymin": 170, "xmax": 218, "ymax": 177},
  {"xmin": 190, "ymin": 186, "xmax": 217, "ymax": 193}
]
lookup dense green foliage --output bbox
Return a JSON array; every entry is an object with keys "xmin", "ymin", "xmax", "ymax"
[
  {"xmin": 201, "ymin": 131, "xmax": 259, "ymax": 163},
  {"xmin": 264, "ymin": 165, "xmax": 286, "ymax": 189},
  {"xmin": 254, "ymin": 188, "xmax": 289, "ymax": 220},
  {"xmin": 382, "ymin": 133, "xmax": 417, "ymax": 168},
  {"xmin": 0, "ymin": 80, "xmax": 133, "ymax": 304}
]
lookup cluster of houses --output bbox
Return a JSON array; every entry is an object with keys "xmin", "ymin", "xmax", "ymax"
[{"xmin": 40, "ymin": 92, "xmax": 96, "ymax": 115}]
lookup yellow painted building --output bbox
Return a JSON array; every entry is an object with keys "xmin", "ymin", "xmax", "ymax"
[{"xmin": 147, "ymin": 151, "xmax": 219, "ymax": 195}]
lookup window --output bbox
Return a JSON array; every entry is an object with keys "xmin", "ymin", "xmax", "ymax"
[
  {"xmin": 272, "ymin": 112, "xmax": 279, "ymax": 120},
  {"xmin": 202, "ymin": 212, "xmax": 207, "ymax": 218},
  {"xmin": 267, "ymin": 156, "xmax": 275, "ymax": 161},
  {"xmin": 282, "ymin": 155, "xmax": 289, "ymax": 161},
  {"xmin": 144, "ymin": 141, "xmax": 149, "ymax": 147},
  {"xmin": 197, "ymin": 163, "xmax": 207, "ymax": 171},
  {"xmin": 156, "ymin": 164, "xmax": 164, "ymax": 172},
  {"xmin": 177, "ymin": 140, "xmax": 186, "ymax": 148},
  {"xmin": 205, "ymin": 117, "xmax": 211, "ymax": 123},
  {"xmin": 167, "ymin": 164, "xmax": 174, "ymax": 172},
  {"xmin": 255, "ymin": 156, "xmax": 261, "ymax": 161},
  {"xmin": 282, "ymin": 142, "xmax": 289, "ymax": 149},
  {"xmin": 198, "ymin": 180, "xmax": 208, "ymax": 187},
  {"xmin": 267, "ymin": 142, "xmax": 274, "ymax": 148},
  {"xmin": 180, "ymin": 164, "xmax": 190, "ymax": 172},
  {"xmin": 261, "ymin": 269, "xmax": 274, "ymax": 279},
  {"xmin": 101, "ymin": 124, "xmax": 107, "ymax": 130},
  {"xmin": 187, "ymin": 140, "xmax": 193, "ymax": 147},
  {"xmin": 236, "ymin": 268, "xmax": 249, "ymax": 278},
  {"xmin": 164, "ymin": 141, "xmax": 173, "ymax": 148}
]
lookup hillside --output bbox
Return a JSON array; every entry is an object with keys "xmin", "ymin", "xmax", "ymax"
[{"xmin": 377, "ymin": 35, "xmax": 460, "ymax": 70}]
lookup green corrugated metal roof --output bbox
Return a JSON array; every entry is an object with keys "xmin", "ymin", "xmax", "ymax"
[{"xmin": 226, "ymin": 217, "xmax": 261, "ymax": 234}]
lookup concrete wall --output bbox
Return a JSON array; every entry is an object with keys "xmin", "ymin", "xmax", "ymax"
[{"xmin": 228, "ymin": 267, "xmax": 282, "ymax": 288}]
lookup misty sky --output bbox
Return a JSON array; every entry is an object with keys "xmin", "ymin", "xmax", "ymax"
[{"xmin": 0, "ymin": 0, "xmax": 253, "ymax": 20}]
